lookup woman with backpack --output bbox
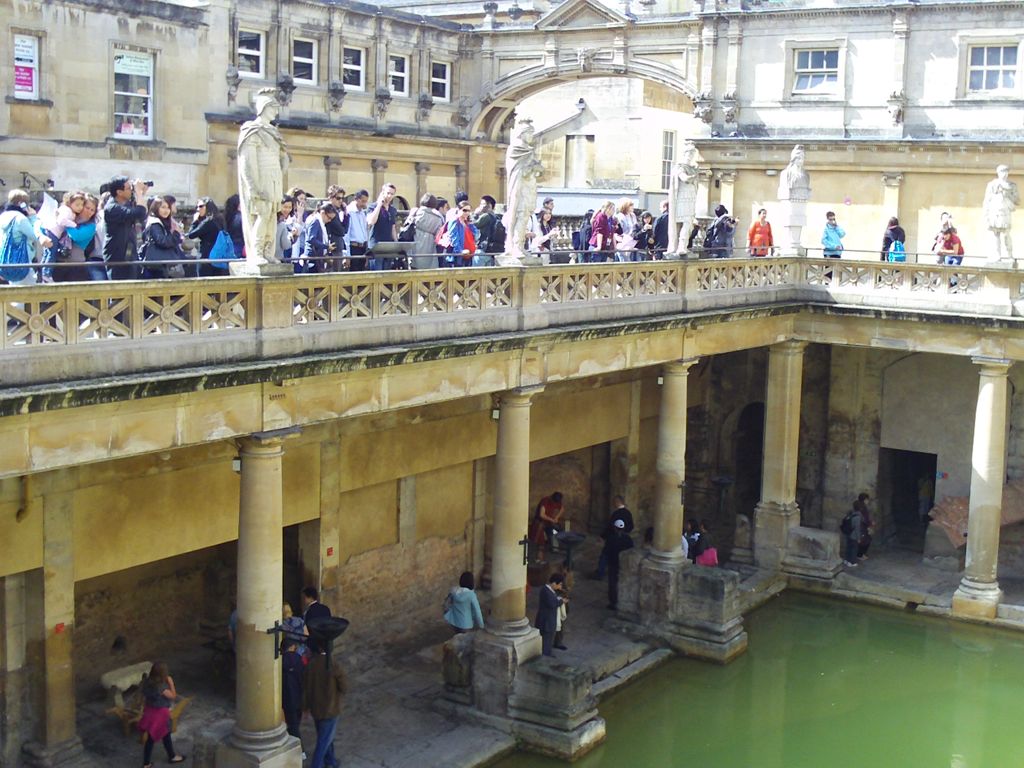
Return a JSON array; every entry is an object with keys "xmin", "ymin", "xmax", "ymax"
[
  {"xmin": 0, "ymin": 189, "xmax": 51, "ymax": 285},
  {"xmin": 187, "ymin": 197, "xmax": 227, "ymax": 276},
  {"xmin": 881, "ymin": 216, "xmax": 906, "ymax": 261}
]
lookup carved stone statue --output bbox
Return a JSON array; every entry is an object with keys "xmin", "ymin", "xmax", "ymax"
[
  {"xmin": 237, "ymin": 88, "xmax": 288, "ymax": 266},
  {"xmin": 667, "ymin": 140, "xmax": 701, "ymax": 254},
  {"xmin": 777, "ymin": 145, "xmax": 811, "ymax": 254},
  {"xmin": 500, "ymin": 118, "xmax": 544, "ymax": 265},
  {"xmin": 983, "ymin": 164, "xmax": 1019, "ymax": 262}
]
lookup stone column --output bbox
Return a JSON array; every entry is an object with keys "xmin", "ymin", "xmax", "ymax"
[
  {"xmin": 754, "ymin": 341, "xmax": 806, "ymax": 570},
  {"xmin": 455, "ymin": 164, "xmax": 468, "ymax": 197},
  {"xmin": 323, "ymin": 156, "xmax": 342, "ymax": 192},
  {"xmin": 23, "ymin": 474, "xmax": 85, "ymax": 768},
  {"xmin": 488, "ymin": 387, "xmax": 542, "ymax": 636},
  {"xmin": 371, "ymin": 159, "xmax": 389, "ymax": 195},
  {"xmin": 881, "ymin": 172, "xmax": 903, "ymax": 249},
  {"xmin": 716, "ymin": 171, "xmax": 738, "ymax": 228},
  {"xmin": 651, "ymin": 360, "xmax": 697, "ymax": 562},
  {"xmin": 952, "ymin": 358, "xmax": 1012, "ymax": 620},
  {"xmin": 220, "ymin": 431, "xmax": 301, "ymax": 767},
  {"xmin": 414, "ymin": 163, "xmax": 431, "ymax": 205}
]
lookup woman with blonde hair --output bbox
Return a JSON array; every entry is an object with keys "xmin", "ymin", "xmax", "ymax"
[
  {"xmin": 614, "ymin": 198, "xmax": 638, "ymax": 262},
  {"xmin": 138, "ymin": 661, "xmax": 185, "ymax": 767}
]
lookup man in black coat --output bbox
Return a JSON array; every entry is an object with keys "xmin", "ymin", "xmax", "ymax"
[
  {"xmin": 595, "ymin": 495, "xmax": 634, "ymax": 579},
  {"xmin": 534, "ymin": 573, "xmax": 565, "ymax": 657},
  {"xmin": 653, "ymin": 199, "xmax": 670, "ymax": 254},
  {"xmin": 301, "ymin": 586, "xmax": 331, "ymax": 652},
  {"xmin": 603, "ymin": 519, "xmax": 634, "ymax": 610},
  {"xmin": 101, "ymin": 175, "xmax": 148, "ymax": 280}
]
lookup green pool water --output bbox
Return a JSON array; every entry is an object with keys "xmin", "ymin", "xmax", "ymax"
[{"xmin": 493, "ymin": 593, "xmax": 1024, "ymax": 768}]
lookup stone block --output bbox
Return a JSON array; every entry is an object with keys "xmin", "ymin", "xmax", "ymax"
[
  {"xmin": 753, "ymin": 501, "xmax": 800, "ymax": 571},
  {"xmin": 508, "ymin": 657, "xmax": 598, "ymax": 732},
  {"xmin": 442, "ymin": 633, "xmax": 474, "ymax": 703},
  {"xmin": 470, "ymin": 630, "xmax": 541, "ymax": 717},
  {"xmin": 215, "ymin": 733, "xmax": 302, "ymax": 768},
  {"xmin": 781, "ymin": 526, "xmax": 842, "ymax": 581},
  {"xmin": 511, "ymin": 715, "xmax": 606, "ymax": 761}
]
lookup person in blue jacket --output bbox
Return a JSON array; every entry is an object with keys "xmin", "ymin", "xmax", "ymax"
[
  {"xmin": 821, "ymin": 210, "xmax": 846, "ymax": 258},
  {"xmin": 443, "ymin": 571, "xmax": 484, "ymax": 634}
]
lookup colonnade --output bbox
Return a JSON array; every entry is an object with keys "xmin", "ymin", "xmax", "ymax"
[{"xmin": 9, "ymin": 345, "xmax": 1017, "ymax": 766}]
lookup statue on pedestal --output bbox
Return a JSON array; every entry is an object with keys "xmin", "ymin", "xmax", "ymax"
[
  {"xmin": 667, "ymin": 140, "xmax": 701, "ymax": 254},
  {"xmin": 500, "ymin": 118, "xmax": 544, "ymax": 265},
  {"xmin": 777, "ymin": 145, "xmax": 811, "ymax": 254},
  {"xmin": 983, "ymin": 164, "xmax": 1019, "ymax": 262},
  {"xmin": 238, "ymin": 88, "xmax": 288, "ymax": 266}
]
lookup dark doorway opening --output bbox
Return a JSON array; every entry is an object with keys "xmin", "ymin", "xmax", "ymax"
[
  {"xmin": 878, "ymin": 448, "xmax": 937, "ymax": 551},
  {"xmin": 283, "ymin": 524, "xmax": 302, "ymax": 613},
  {"xmin": 732, "ymin": 402, "xmax": 765, "ymax": 522}
]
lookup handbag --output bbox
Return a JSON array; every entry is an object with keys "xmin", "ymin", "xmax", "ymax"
[
  {"xmin": 0, "ymin": 218, "xmax": 31, "ymax": 282},
  {"xmin": 397, "ymin": 210, "xmax": 417, "ymax": 243},
  {"xmin": 208, "ymin": 229, "xmax": 237, "ymax": 270}
]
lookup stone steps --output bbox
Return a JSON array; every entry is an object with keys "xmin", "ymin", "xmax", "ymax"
[{"xmin": 591, "ymin": 648, "xmax": 674, "ymax": 701}]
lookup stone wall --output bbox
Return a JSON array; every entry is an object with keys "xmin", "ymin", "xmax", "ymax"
[{"xmin": 797, "ymin": 344, "xmax": 832, "ymax": 529}]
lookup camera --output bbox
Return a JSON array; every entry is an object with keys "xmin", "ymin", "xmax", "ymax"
[{"xmin": 144, "ymin": 180, "xmax": 155, "ymax": 188}]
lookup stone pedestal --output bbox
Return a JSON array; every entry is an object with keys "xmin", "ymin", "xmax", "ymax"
[
  {"xmin": 731, "ymin": 513, "xmax": 754, "ymax": 565},
  {"xmin": 754, "ymin": 501, "xmax": 800, "ymax": 571},
  {"xmin": 617, "ymin": 550, "xmax": 747, "ymax": 664},
  {"xmin": 22, "ymin": 737, "xmax": 89, "ymax": 768},
  {"xmin": 952, "ymin": 358, "xmax": 1012, "ymax": 621},
  {"xmin": 781, "ymin": 525, "xmax": 842, "ymax": 581},
  {"xmin": 779, "ymin": 199, "xmax": 807, "ymax": 256},
  {"xmin": 228, "ymin": 261, "xmax": 295, "ymax": 277}
]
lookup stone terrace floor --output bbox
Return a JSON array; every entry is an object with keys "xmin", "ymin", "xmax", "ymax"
[{"xmin": 73, "ymin": 539, "xmax": 1024, "ymax": 768}]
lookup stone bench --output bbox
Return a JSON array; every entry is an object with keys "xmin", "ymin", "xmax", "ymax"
[
  {"xmin": 106, "ymin": 693, "xmax": 193, "ymax": 739},
  {"xmin": 100, "ymin": 661, "xmax": 153, "ymax": 708}
]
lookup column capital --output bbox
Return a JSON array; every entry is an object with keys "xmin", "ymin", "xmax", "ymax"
[
  {"xmin": 371, "ymin": 158, "xmax": 389, "ymax": 171},
  {"xmin": 664, "ymin": 358, "xmax": 699, "ymax": 376},
  {"xmin": 501, "ymin": 385, "xmax": 544, "ymax": 408},
  {"xmin": 236, "ymin": 426, "xmax": 301, "ymax": 453},
  {"xmin": 771, "ymin": 339, "xmax": 808, "ymax": 357},
  {"xmin": 881, "ymin": 172, "xmax": 904, "ymax": 188},
  {"xmin": 323, "ymin": 155, "xmax": 342, "ymax": 169},
  {"xmin": 414, "ymin": 162, "xmax": 431, "ymax": 174},
  {"xmin": 971, "ymin": 357, "xmax": 1013, "ymax": 374}
]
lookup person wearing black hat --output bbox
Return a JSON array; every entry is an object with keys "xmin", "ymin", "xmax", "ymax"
[{"xmin": 304, "ymin": 617, "xmax": 349, "ymax": 768}]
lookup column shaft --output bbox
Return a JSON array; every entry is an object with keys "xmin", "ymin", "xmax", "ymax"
[
  {"xmin": 489, "ymin": 389, "xmax": 538, "ymax": 633},
  {"xmin": 754, "ymin": 341, "xmax": 806, "ymax": 569},
  {"xmin": 652, "ymin": 361, "xmax": 696, "ymax": 561},
  {"xmin": 234, "ymin": 436, "xmax": 287, "ymax": 742},
  {"xmin": 953, "ymin": 359, "xmax": 1011, "ymax": 618}
]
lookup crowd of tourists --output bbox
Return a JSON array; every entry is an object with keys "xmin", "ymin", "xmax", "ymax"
[{"xmin": 0, "ymin": 176, "xmax": 975, "ymax": 285}]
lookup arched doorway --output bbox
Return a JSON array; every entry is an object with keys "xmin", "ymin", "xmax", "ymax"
[{"xmin": 733, "ymin": 402, "xmax": 765, "ymax": 524}]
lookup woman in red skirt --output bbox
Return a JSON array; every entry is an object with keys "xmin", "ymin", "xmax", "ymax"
[{"xmin": 138, "ymin": 662, "xmax": 185, "ymax": 767}]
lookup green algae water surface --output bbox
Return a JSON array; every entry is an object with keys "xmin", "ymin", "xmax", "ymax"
[{"xmin": 493, "ymin": 593, "xmax": 1024, "ymax": 768}]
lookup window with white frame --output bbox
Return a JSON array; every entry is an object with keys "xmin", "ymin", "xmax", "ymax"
[
  {"xmin": 237, "ymin": 29, "xmax": 264, "ymax": 78},
  {"xmin": 967, "ymin": 44, "xmax": 1018, "ymax": 93},
  {"xmin": 388, "ymin": 54, "xmax": 409, "ymax": 96},
  {"xmin": 430, "ymin": 61, "xmax": 450, "ymax": 101},
  {"xmin": 343, "ymin": 47, "xmax": 365, "ymax": 90},
  {"xmin": 13, "ymin": 33, "xmax": 40, "ymax": 101},
  {"xmin": 113, "ymin": 50, "xmax": 154, "ymax": 140},
  {"xmin": 292, "ymin": 38, "xmax": 317, "ymax": 85},
  {"xmin": 792, "ymin": 48, "xmax": 839, "ymax": 95},
  {"xmin": 660, "ymin": 130, "xmax": 676, "ymax": 190}
]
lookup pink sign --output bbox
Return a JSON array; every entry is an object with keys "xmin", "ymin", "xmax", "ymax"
[{"xmin": 14, "ymin": 65, "xmax": 34, "ymax": 92}]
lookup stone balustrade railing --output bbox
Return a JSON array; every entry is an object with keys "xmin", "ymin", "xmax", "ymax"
[{"xmin": 1, "ymin": 257, "xmax": 1019, "ymax": 386}]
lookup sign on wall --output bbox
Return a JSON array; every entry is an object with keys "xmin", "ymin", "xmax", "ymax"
[{"xmin": 13, "ymin": 34, "xmax": 39, "ymax": 100}]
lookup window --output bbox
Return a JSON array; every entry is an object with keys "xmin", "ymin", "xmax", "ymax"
[
  {"xmin": 660, "ymin": 130, "xmax": 676, "ymax": 190},
  {"xmin": 237, "ymin": 29, "xmax": 264, "ymax": 78},
  {"xmin": 292, "ymin": 38, "xmax": 317, "ymax": 85},
  {"xmin": 967, "ymin": 45, "xmax": 1018, "ymax": 93},
  {"xmin": 343, "ymin": 47, "xmax": 365, "ymax": 90},
  {"xmin": 430, "ymin": 61, "xmax": 450, "ymax": 101},
  {"xmin": 388, "ymin": 54, "xmax": 408, "ymax": 96},
  {"xmin": 113, "ymin": 50, "xmax": 153, "ymax": 140},
  {"xmin": 793, "ymin": 48, "xmax": 839, "ymax": 94},
  {"xmin": 13, "ymin": 33, "xmax": 40, "ymax": 100}
]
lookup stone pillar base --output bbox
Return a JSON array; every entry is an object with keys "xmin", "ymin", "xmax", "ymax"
[
  {"xmin": 616, "ymin": 550, "xmax": 748, "ymax": 664},
  {"xmin": 468, "ymin": 628, "xmax": 542, "ymax": 716},
  {"xmin": 754, "ymin": 500, "xmax": 801, "ymax": 571},
  {"xmin": 951, "ymin": 579, "xmax": 1002, "ymax": 620},
  {"xmin": 216, "ymin": 724, "xmax": 301, "ymax": 768},
  {"xmin": 781, "ymin": 525, "xmax": 842, "ymax": 582},
  {"xmin": 22, "ymin": 737, "xmax": 92, "ymax": 768}
]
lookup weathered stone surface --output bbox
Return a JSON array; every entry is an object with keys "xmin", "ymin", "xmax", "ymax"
[
  {"xmin": 442, "ymin": 633, "xmax": 474, "ymax": 698},
  {"xmin": 782, "ymin": 525, "xmax": 842, "ymax": 581}
]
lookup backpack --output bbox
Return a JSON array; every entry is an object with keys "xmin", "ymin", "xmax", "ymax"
[
  {"xmin": 840, "ymin": 512, "xmax": 854, "ymax": 536},
  {"xmin": 491, "ymin": 217, "xmax": 506, "ymax": 252},
  {"xmin": 887, "ymin": 239, "xmax": 906, "ymax": 263},
  {"xmin": 397, "ymin": 211, "xmax": 416, "ymax": 243},
  {"xmin": 208, "ymin": 229, "xmax": 237, "ymax": 270},
  {"xmin": 0, "ymin": 216, "xmax": 31, "ymax": 282}
]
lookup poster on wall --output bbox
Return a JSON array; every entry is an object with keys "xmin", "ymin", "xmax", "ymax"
[{"xmin": 14, "ymin": 34, "xmax": 39, "ymax": 101}]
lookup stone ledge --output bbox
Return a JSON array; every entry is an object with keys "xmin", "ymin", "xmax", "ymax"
[{"xmin": 591, "ymin": 648, "xmax": 673, "ymax": 700}]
